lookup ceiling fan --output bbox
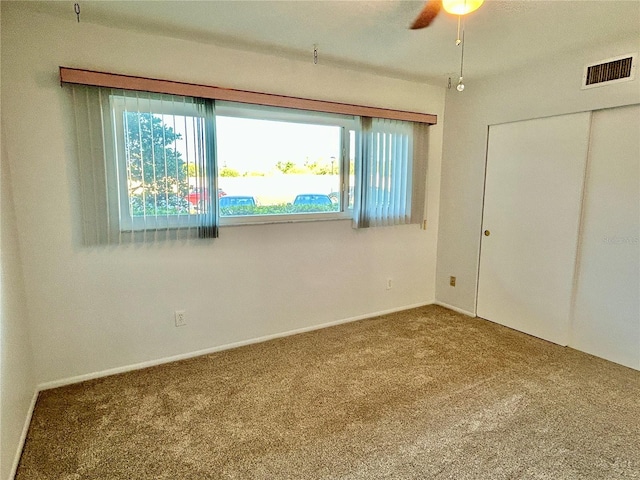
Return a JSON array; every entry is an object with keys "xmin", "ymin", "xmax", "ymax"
[
  {"xmin": 411, "ymin": 0, "xmax": 485, "ymax": 92},
  {"xmin": 411, "ymin": 0, "xmax": 484, "ymax": 29}
]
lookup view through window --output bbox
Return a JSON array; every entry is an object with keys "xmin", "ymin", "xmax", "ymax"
[
  {"xmin": 115, "ymin": 99, "xmax": 355, "ymax": 226},
  {"xmin": 214, "ymin": 115, "xmax": 344, "ymax": 218}
]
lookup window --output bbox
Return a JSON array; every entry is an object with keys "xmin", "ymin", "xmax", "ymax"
[
  {"xmin": 110, "ymin": 94, "xmax": 211, "ymax": 232},
  {"xmin": 68, "ymin": 81, "xmax": 428, "ymax": 245},
  {"xmin": 107, "ymin": 95, "xmax": 355, "ymax": 230},
  {"xmin": 214, "ymin": 102, "xmax": 355, "ymax": 225}
]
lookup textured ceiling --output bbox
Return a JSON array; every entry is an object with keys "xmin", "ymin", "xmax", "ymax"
[{"xmin": 24, "ymin": 0, "xmax": 640, "ymax": 84}]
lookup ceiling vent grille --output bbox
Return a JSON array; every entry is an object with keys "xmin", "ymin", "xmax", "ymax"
[{"xmin": 582, "ymin": 54, "xmax": 636, "ymax": 89}]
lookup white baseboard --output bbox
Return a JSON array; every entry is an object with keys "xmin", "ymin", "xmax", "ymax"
[
  {"xmin": 38, "ymin": 302, "xmax": 432, "ymax": 391},
  {"xmin": 433, "ymin": 301, "xmax": 476, "ymax": 317},
  {"xmin": 9, "ymin": 389, "xmax": 38, "ymax": 480}
]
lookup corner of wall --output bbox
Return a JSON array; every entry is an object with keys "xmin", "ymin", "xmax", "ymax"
[{"xmin": 1, "ymin": 120, "xmax": 38, "ymax": 480}]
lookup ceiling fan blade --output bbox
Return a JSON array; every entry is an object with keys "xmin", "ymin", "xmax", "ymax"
[{"xmin": 410, "ymin": 0, "xmax": 442, "ymax": 29}]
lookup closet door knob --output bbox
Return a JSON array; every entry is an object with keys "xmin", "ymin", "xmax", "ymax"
[{"xmin": 484, "ymin": 230, "xmax": 491, "ymax": 236}]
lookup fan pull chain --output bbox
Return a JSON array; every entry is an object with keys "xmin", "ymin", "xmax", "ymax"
[
  {"xmin": 313, "ymin": 45, "xmax": 319, "ymax": 65},
  {"xmin": 74, "ymin": 3, "xmax": 80, "ymax": 22},
  {"xmin": 457, "ymin": 29, "xmax": 465, "ymax": 92}
]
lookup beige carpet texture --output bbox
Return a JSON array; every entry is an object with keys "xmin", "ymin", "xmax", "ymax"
[{"xmin": 17, "ymin": 305, "xmax": 640, "ymax": 479}]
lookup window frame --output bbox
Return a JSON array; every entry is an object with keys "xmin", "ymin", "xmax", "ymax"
[
  {"xmin": 109, "ymin": 96, "xmax": 358, "ymax": 230},
  {"xmin": 215, "ymin": 101, "xmax": 356, "ymax": 226},
  {"xmin": 110, "ymin": 93, "xmax": 208, "ymax": 232}
]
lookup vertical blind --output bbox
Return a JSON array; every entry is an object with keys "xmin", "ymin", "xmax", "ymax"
[
  {"xmin": 354, "ymin": 118, "xmax": 427, "ymax": 228},
  {"xmin": 70, "ymin": 84, "xmax": 218, "ymax": 244},
  {"xmin": 69, "ymin": 82, "xmax": 429, "ymax": 245}
]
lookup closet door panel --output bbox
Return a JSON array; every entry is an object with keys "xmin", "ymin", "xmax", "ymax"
[
  {"xmin": 477, "ymin": 112, "xmax": 591, "ymax": 345},
  {"xmin": 571, "ymin": 104, "xmax": 640, "ymax": 369}
]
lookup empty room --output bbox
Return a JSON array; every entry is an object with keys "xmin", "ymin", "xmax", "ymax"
[{"xmin": 1, "ymin": 1, "xmax": 639, "ymax": 479}]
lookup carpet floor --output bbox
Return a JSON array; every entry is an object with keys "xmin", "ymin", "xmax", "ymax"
[{"xmin": 16, "ymin": 305, "xmax": 640, "ymax": 479}]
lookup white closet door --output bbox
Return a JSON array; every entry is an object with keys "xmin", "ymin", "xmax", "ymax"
[
  {"xmin": 477, "ymin": 112, "xmax": 591, "ymax": 345},
  {"xmin": 570, "ymin": 104, "xmax": 640, "ymax": 369}
]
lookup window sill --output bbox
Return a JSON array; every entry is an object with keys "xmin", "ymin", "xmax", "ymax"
[
  {"xmin": 220, "ymin": 211, "xmax": 352, "ymax": 227},
  {"xmin": 117, "ymin": 212, "xmax": 353, "ymax": 233}
]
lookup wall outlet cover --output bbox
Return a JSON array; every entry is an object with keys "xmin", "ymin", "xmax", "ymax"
[{"xmin": 175, "ymin": 310, "xmax": 187, "ymax": 327}]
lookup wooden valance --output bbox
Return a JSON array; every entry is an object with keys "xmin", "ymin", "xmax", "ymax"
[{"xmin": 60, "ymin": 67, "xmax": 437, "ymax": 125}]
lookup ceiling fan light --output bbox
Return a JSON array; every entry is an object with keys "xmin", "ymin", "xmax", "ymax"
[{"xmin": 442, "ymin": 0, "xmax": 484, "ymax": 15}]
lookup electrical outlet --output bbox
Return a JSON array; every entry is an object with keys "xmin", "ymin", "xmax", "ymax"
[
  {"xmin": 449, "ymin": 276, "xmax": 456, "ymax": 287},
  {"xmin": 174, "ymin": 310, "xmax": 187, "ymax": 327},
  {"xmin": 386, "ymin": 278, "xmax": 393, "ymax": 290}
]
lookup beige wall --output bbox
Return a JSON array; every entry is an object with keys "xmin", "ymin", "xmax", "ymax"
[
  {"xmin": 0, "ymin": 3, "xmax": 445, "ymax": 390},
  {"xmin": 1, "ymin": 122, "xmax": 37, "ymax": 478}
]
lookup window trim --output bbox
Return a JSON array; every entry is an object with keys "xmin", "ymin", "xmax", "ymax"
[{"xmin": 215, "ymin": 102, "xmax": 354, "ymax": 226}]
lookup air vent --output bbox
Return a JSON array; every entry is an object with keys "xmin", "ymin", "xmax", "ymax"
[{"xmin": 582, "ymin": 54, "xmax": 636, "ymax": 89}]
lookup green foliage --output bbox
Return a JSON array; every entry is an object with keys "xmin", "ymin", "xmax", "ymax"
[
  {"xmin": 130, "ymin": 195, "xmax": 190, "ymax": 216},
  {"xmin": 275, "ymin": 159, "xmax": 339, "ymax": 176},
  {"xmin": 275, "ymin": 161, "xmax": 294, "ymax": 174},
  {"xmin": 275, "ymin": 160, "xmax": 307, "ymax": 174},
  {"xmin": 186, "ymin": 163, "xmax": 199, "ymax": 178},
  {"xmin": 124, "ymin": 111, "xmax": 190, "ymax": 215},
  {"xmin": 303, "ymin": 162, "xmax": 325, "ymax": 175},
  {"xmin": 220, "ymin": 167, "xmax": 241, "ymax": 177},
  {"xmin": 220, "ymin": 203, "xmax": 339, "ymax": 217}
]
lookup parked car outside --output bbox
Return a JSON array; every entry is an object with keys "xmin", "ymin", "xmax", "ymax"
[
  {"xmin": 186, "ymin": 188, "xmax": 226, "ymax": 207},
  {"xmin": 219, "ymin": 196, "xmax": 256, "ymax": 207},
  {"xmin": 293, "ymin": 194, "xmax": 333, "ymax": 206}
]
